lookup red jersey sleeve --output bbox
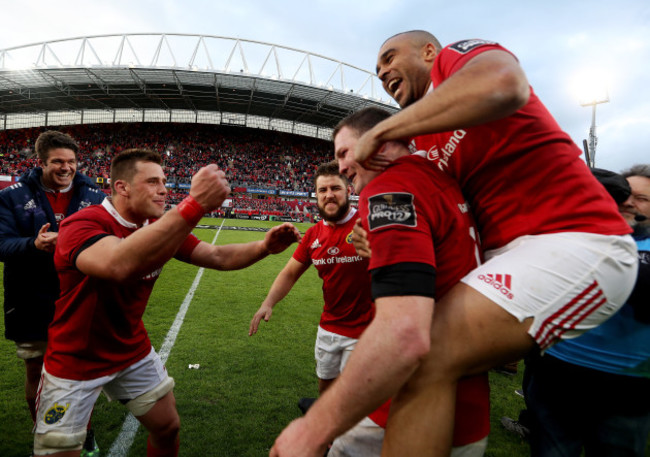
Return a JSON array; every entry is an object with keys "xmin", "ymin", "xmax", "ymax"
[
  {"xmin": 359, "ymin": 178, "xmax": 435, "ymax": 272},
  {"xmin": 433, "ymin": 39, "xmax": 516, "ymax": 84},
  {"xmin": 55, "ymin": 208, "xmax": 112, "ymax": 271}
]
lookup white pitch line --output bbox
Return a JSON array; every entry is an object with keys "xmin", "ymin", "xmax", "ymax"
[{"xmin": 107, "ymin": 219, "xmax": 226, "ymax": 457}]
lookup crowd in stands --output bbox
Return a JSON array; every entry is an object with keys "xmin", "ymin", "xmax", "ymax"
[
  {"xmin": 0, "ymin": 123, "xmax": 335, "ymax": 221},
  {"xmin": 229, "ymin": 195, "xmax": 317, "ymax": 222}
]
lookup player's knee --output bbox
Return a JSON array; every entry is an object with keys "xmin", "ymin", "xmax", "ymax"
[
  {"xmin": 126, "ymin": 376, "xmax": 175, "ymax": 417},
  {"xmin": 161, "ymin": 413, "xmax": 181, "ymax": 441},
  {"xmin": 34, "ymin": 430, "xmax": 86, "ymax": 455},
  {"xmin": 150, "ymin": 412, "xmax": 181, "ymax": 446}
]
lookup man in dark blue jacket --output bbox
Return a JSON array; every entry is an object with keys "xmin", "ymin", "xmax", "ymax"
[{"xmin": 0, "ymin": 130, "xmax": 105, "ymax": 453}]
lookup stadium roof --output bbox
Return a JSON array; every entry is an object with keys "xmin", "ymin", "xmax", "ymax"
[{"xmin": 0, "ymin": 34, "xmax": 398, "ymax": 140}]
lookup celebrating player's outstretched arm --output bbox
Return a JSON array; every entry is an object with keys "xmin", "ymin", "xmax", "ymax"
[
  {"xmin": 75, "ymin": 164, "xmax": 230, "ymax": 281},
  {"xmin": 249, "ymin": 258, "xmax": 308, "ymax": 336}
]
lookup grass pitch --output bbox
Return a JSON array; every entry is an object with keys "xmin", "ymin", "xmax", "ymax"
[{"xmin": 0, "ymin": 218, "xmax": 531, "ymax": 456}]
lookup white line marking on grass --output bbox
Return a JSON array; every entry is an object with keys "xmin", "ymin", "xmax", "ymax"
[{"xmin": 107, "ymin": 219, "xmax": 226, "ymax": 457}]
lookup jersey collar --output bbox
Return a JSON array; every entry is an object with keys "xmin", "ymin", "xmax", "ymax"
[
  {"xmin": 337, "ymin": 206, "xmax": 357, "ymax": 224},
  {"xmin": 102, "ymin": 198, "xmax": 150, "ymax": 229}
]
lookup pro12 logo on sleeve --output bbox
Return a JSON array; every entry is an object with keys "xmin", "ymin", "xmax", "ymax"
[
  {"xmin": 449, "ymin": 39, "xmax": 497, "ymax": 54},
  {"xmin": 367, "ymin": 192, "xmax": 416, "ymax": 231}
]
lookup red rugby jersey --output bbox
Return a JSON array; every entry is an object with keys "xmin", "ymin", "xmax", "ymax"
[
  {"xmin": 47, "ymin": 200, "xmax": 200, "ymax": 379},
  {"xmin": 293, "ymin": 208, "xmax": 374, "ymax": 339},
  {"xmin": 412, "ymin": 39, "xmax": 630, "ymax": 251},
  {"xmin": 359, "ymin": 155, "xmax": 489, "ymax": 445}
]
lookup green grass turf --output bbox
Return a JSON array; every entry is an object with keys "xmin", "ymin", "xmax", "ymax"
[{"xmin": 0, "ymin": 217, "xmax": 534, "ymax": 456}]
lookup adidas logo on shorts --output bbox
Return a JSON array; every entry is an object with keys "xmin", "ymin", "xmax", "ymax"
[{"xmin": 478, "ymin": 273, "xmax": 514, "ymax": 300}]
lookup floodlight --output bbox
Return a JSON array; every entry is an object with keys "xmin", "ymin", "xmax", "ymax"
[{"xmin": 573, "ymin": 73, "xmax": 610, "ymax": 168}]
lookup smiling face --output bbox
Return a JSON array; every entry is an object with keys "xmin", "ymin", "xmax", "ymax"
[
  {"xmin": 619, "ymin": 175, "xmax": 650, "ymax": 227},
  {"xmin": 376, "ymin": 34, "xmax": 436, "ymax": 108},
  {"xmin": 39, "ymin": 148, "xmax": 77, "ymax": 190},
  {"xmin": 123, "ymin": 160, "xmax": 168, "ymax": 222},
  {"xmin": 334, "ymin": 126, "xmax": 381, "ymax": 194}
]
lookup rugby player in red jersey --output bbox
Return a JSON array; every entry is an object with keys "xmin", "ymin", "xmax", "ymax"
[
  {"xmin": 250, "ymin": 162, "xmax": 376, "ymax": 393},
  {"xmin": 344, "ymin": 31, "xmax": 637, "ymax": 456},
  {"xmin": 34, "ymin": 149, "xmax": 300, "ymax": 457},
  {"xmin": 271, "ymin": 107, "xmax": 490, "ymax": 457},
  {"xmin": 250, "ymin": 161, "xmax": 388, "ymax": 456}
]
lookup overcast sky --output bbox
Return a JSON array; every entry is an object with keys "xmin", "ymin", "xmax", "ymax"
[{"xmin": 1, "ymin": 0, "xmax": 648, "ymax": 172}]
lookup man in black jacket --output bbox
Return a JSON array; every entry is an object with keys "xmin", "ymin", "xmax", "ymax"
[{"xmin": 0, "ymin": 130, "xmax": 105, "ymax": 453}]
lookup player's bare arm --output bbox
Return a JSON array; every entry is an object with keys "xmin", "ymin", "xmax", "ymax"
[
  {"xmin": 270, "ymin": 295, "xmax": 433, "ymax": 457},
  {"xmin": 249, "ymin": 257, "xmax": 309, "ymax": 336},
  {"xmin": 75, "ymin": 165, "xmax": 229, "ymax": 281},
  {"xmin": 190, "ymin": 222, "xmax": 300, "ymax": 273},
  {"xmin": 355, "ymin": 50, "xmax": 529, "ymax": 165}
]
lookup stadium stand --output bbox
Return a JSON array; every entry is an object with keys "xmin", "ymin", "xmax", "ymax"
[
  {"xmin": 0, "ymin": 123, "xmax": 331, "ymax": 221},
  {"xmin": 0, "ymin": 34, "xmax": 395, "ymax": 222}
]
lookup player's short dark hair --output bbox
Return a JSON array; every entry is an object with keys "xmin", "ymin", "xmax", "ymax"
[
  {"xmin": 314, "ymin": 160, "xmax": 348, "ymax": 188},
  {"xmin": 382, "ymin": 30, "xmax": 443, "ymax": 52},
  {"xmin": 34, "ymin": 130, "xmax": 79, "ymax": 162},
  {"xmin": 621, "ymin": 164, "xmax": 650, "ymax": 180},
  {"xmin": 332, "ymin": 107, "xmax": 393, "ymax": 141},
  {"xmin": 110, "ymin": 149, "xmax": 162, "ymax": 193}
]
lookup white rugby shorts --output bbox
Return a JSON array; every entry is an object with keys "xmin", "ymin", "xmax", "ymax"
[
  {"xmin": 315, "ymin": 326, "xmax": 358, "ymax": 380},
  {"xmin": 461, "ymin": 233, "xmax": 637, "ymax": 350},
  {"xmin": 329, "ymin": 419, "xmax": 487, "ymax": 457},
  {"xmin": 34, "ymin": 347, "xmax": 169, "ymax": 436}
]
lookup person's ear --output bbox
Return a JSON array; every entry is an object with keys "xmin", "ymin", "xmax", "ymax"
[
  {"xmin": 379, "ymin": 141, "xmax": 409, "ymax": 161},
  {"xmin": 114, "ymin": 179, "xmax": 130, "ymax": 197},
  {"xmin": 422, "ymin": 42, "xmax": 438, "ymax": 64}
]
